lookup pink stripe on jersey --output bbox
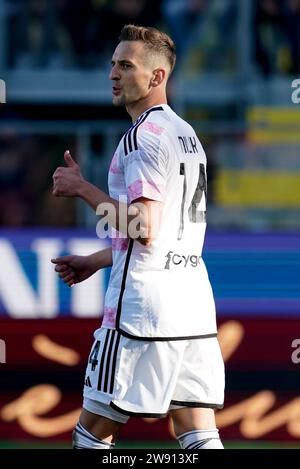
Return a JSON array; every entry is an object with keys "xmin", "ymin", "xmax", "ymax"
[
  {"xmin": 140, "ymin": 121, "xmax": 165, "ymax": 136},
  {"xmin": 109, "ymin": 152, "xmax": 122, "ymax": 174},
  {"xmin": 102, "ymin": 306, "xmax": 117, "ymax": 328},
  {"xmin": 127, "ymin": 179, "xmax": 164, "ymax": 202},
  {"xmin": 112, "ymin": 237, "xmax": 129, "ymax": 251}
]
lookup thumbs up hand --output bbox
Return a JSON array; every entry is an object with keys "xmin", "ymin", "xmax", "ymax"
[
  {"xmin": 52, "ymin": 151, "xmax": 84, "ymax": 197},
  {"xmin": 64, "ymin": 150, "xmax": 77, "ymax": 168}
]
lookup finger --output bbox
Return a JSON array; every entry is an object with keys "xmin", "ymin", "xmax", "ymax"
[
  {"xmin": 51, "ymin": 256, "xmax": 73, "ymax": 264},
  {"xmin": 62, "ymin": 272, "xmax": 75, "ymax": 283},
  {"xmin": 53, "ymin": 167, "xmax": 63, "ymax": 179},
  {"xmin": 64, "ymin": 150, "xmax": 77, "ymax": 168},
  {"xmin": 59, "ymin": 269, "xmax": 73, "ymax": 279},
  {"xmin": 55, "ymin": 264, "xmax": 69, "ymax": 273}
]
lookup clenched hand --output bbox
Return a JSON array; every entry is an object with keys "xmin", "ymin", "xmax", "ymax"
[
  {"xmin": 52, "ymin": 150, "xmax": 84, "ymax": 197},
  {"xmin": 51, "ymin": 255, "xmax": 98, "ymax": 287}
]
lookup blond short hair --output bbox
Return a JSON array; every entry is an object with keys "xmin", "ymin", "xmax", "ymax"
[{"xmin": 119, "ymin": 24, "xmax": 176, "ymax": 74}]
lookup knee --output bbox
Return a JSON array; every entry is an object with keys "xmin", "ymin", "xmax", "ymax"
[
  {"xmin": 73, "ymin": 421, "xmax": 115, "ymax": 449},
  {"xmin": 177, "ymin": 429, "xmax": 224, "ymax": 449}
]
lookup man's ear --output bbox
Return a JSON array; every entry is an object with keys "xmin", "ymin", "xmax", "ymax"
[{"xmin": 151, "ymin": 69, "xmax": 166, "ymax": 87}]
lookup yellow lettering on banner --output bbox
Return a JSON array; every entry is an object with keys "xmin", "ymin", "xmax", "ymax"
[
  {"xmin": 32, "ymin": 335, "xmax": 80, "ymax": 366},
  {"xmin": 0, "ymin": 325, "xmax": 299, "ymax": 439},
  {"xmin": 216, "ymin": 391, "xmax": 300, "ymax": 439},
  {"xmin": 1, "ymin": 385, "xmax": 80, "ymax": 437},
  {"xmin": 217, "ymin": 320, "xmax": 244, "ymax": 362}
]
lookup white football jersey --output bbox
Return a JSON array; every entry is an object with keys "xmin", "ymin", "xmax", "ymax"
[{"xmin": 102, "ymin": 104, "xmax": 217, "ymax": 339}]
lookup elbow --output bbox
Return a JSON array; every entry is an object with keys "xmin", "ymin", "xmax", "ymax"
[
  {"xmin": 137, "ymin": 236, "xmax": 153, "ymax": 247},
  {"xmin": 132, "ymin": 225, "xmax": 154, "ymax": 246}
]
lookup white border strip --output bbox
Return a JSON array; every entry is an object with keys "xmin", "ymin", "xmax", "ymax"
[{"xmin": 0, "ymin": 79, "xmax": 6, "ymax": 103}]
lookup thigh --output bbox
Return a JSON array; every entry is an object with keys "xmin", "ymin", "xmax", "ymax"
[{"xmin": 169, "ymin": 407, "xmax": 217, "ymax": 437}]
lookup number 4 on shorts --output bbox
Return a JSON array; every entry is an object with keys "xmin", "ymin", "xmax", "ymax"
[{"xmin": 89, "ymin": 340, "xmax": 100, "ymax": 371}]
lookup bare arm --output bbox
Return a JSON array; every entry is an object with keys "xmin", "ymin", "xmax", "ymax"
[
  {"xmin": 87, "ymin": 247, "xmax": 113, "ymax": 269},
  {"xmin": 51, "ymin": 247, "xmax": 113, "ymax": 287},
  {"xmin": 78, "ymin": 181, "xmax": 163, "ymax": 246},
  {"xmin": 52, "ymin": 151, "xmax": 163, "ymax": 246}
]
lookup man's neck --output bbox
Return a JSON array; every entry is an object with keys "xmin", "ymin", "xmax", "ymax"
[{"xmin": 126, "ymin": 95, "xmax": 168, "ymax": 123}]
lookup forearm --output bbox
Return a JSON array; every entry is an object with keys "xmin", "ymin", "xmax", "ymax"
[
  {"xmin": 78, "ymin": 180, "xmax": 140, "ymax": 237},
  {"xmin": 78, "ymin": 180, "xmax": 117, "ymax": 211},
  {"xmin": 88, "ymin": 247, "xmax": 113, "ymax": 271}
]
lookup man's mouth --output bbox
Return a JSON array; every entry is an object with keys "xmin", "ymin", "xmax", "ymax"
[{"xmin": 112, "ymin": 87, "xmax": 121, "ymax": 95}]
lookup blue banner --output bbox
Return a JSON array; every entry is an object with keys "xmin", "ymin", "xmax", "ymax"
[
  {"xmin": 0, "ymin": 229, "xmax": 299, "ymax": 317},
  {"xmin": 204, "ymin": 232, "xmax": 300, "ymax": 315}
]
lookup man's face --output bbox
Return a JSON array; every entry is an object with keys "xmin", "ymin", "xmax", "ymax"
[{"xmin": 109, "ymin": 41, "xmax": 154, "ymax": 107}]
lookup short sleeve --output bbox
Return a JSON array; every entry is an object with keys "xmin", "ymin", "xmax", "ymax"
[{"xmin": 123, "ymin": 128, "xmax": 167, "ymax": 203}]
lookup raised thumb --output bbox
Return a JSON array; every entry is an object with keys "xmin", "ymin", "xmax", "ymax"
[{"xmin": 64, "ymin": 150, "xmax": 77, "ymax": 167}]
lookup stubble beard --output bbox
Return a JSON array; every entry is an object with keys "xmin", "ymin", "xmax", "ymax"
[{"xmin": 112, "ymin": 94, "xmax": 126, "ymax": 107}]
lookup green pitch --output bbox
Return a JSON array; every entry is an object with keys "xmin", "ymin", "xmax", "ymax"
[{"xmin": 1, "ymin": 441, "xmax": 300, "ymax": 449}]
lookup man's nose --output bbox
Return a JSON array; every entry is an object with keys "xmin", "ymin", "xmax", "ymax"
[{"xmin": 109, "ymin": 65, "xmax": 120, "ymax": 81}]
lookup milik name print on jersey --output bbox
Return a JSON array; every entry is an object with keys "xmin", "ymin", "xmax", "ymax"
[{"xmin": 178, "ymin": 136, "xmax": 199, "ymax": 154}]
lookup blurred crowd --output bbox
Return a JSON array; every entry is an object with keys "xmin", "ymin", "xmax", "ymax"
[
  {"xmin": 0, "ymin": 132, "xmax": 76, "ymax": 226},
  {"xmin": 255, "ymin": 0, "xmax": 300, "ymax": 75},
  {"xmin": 1, "ymin": 0, "xmax": 300, "ymax": 228},
  {"xmin": 5, "ymin": 0, "xmax": 162, "ymax": 68},
  {"xmin": 2, "ymin": 0, "xmax": 300, "ymax": 74}
]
